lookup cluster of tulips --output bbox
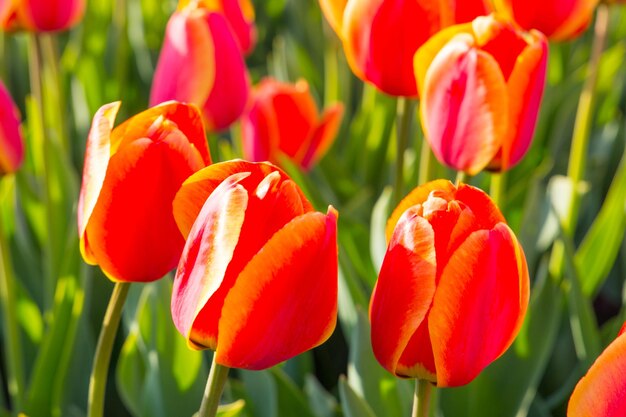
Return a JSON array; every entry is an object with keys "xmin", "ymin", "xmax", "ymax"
[{"xmin": 0, "ymin": 0, "xmax": 625, "ymax": 416}]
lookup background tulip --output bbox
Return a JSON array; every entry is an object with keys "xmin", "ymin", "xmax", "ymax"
[
  {"xmin": 494, "ymin": 0, "xmax": 599, "ymax": 41},
  {"xmin": 0, "ymin": 80, "xmax": 23, "ymax": 175},
  {"xmin": 370, "ymin": 179, "xmax": 530, "ymax": 387},
  {"xmin": 241, "ymin": 78, "xmax": 343, "ymax": 171},
  {"xmin": 567, "ymin": 323, "xmax": 626, "ymax": 417},
  {"xmin": 78, "ymin": 101, "xmax": 211, "ymax": 283},
  {"xmin": 319, "ymin": 0, "xmax": 493, "ymax": 96},
  {"xmin": 415, "ymin": 15, "xmax": 548, "ymax": 174},
  {"xmin": 0, "ymin": 0, "xmax": 85, "ymax": 31},
  {"xmin": 150, "ymin": 0, "xmax": 251, "ymax": 131},
  {"xmin": 171, "ymin": 160, "xmax": 338, "ymax": 370}
]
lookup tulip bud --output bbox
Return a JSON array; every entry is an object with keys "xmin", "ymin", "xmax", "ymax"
[
  {"xmin": 0, "ymin": 81, "xmax": 24, "ymax": 175},
  {"xmin": 78, "ymin": 101, "xmax": 212, "ymax": 282},
  {"xmin": 319, "ymin": 0, "xmax": 493, "ymax": 96},
  {"xmin": 150, "ymin": 1, "xmax": 251, "ymax": 132},
  {"xmin": 415, "ymin": 14, "xmax": 548, "ymax": 174},
  {"xmin": 171, "ymin": 160, "xmax": 338, "ymax": 370},
  {"xmin": 568, "ymin": 323, "xmax": 626, "ymax": 416},
  {"xmin": 494, "ymin": 0, "xmax": 599, "ymax": 41},
  {"xmin": 241, "ymin": 78, "xmax": 343, "ymax": 171},
  {"xmin": 0, "ymin": 0, "xmax": 85, "ymax": 32},
  {"xmin": 370, "ymin": 179, "xmax": 530, "ymax": 387}
]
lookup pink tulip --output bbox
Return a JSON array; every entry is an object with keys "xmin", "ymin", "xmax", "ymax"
[
  {"xmin": 0, "ymin": 0, "xmax": 85, "ymax": 32},
  {"xmin": 0, "ymin": 80, "xmax": 23, "ymax": 175}
]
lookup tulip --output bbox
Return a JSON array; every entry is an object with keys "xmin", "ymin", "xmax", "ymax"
[
  {"xmin": 150, "ymin": 0, "xmax": 251, "ymax": 132},
  {"xmin": 78, "ymin": 101, "xmax": 211, "ymax": 282},
  {"xmin": 414, "ymin": 14, "xmax": 548, "ymax": 174},
  {"xmin": 370, "ymin": 179, "xmax": 530, "ymax": 387},
  {"xmin": 568, "ymin": 323, "xmax": 626, "ymax": 417},
  {"xmin": 241, "ymin": 78, "xmax": 343, "ymax": 171},
  {"xmin": 171, "ymin": 160, "xmax": 338, "ymax": 370},
  {"xmin": 0, "ymin": 0, "xmax": 85, "ymax": 32},
  {"xmin": 494, "ymin": 0, "xmax": 599, "ymax": 41},
  {"xmin": 318, "ymin": 0, "xmax": 493, "ymax": 96},
  {"xmin": 0, "ymin": 80, "xmax": 23, "ymax": 175}
]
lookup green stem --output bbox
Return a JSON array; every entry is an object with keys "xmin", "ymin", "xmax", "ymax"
[
  {"xmin": 564, "ymin": 4, "xmax": 609, "ymax": 236},
  {"xmin": 455, "ymin": 171, "xmax": 467, "ymax": 186},
  {"xmin": 411, "ymin": 379, "xmax": 433, "ymax": 417},
  {"xmin": 87, "ymin": 282, "xmax": 130, "ymax": 417},
  {"xmin": 0, "ymin": 179, "xmax": 25, "ymax": 413},
  {"xmin": 394, "ymin": 97, "xmax": 416, "ymax": 204},
  {"xmin": 418, "ymin": 131, "xmax": 434, "ymax": 185},
  {"xmin": 198, "ymin": 354, "xmax": 230, "ymax": 417},
  {"xmin": 40, "ymin": 35, "xmax": 68, "ymax": 155},
  {"xmin": 490, "ymin": 172, "xmax": 506, "ymax": 209}
]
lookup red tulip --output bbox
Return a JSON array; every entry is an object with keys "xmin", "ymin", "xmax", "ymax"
[
  {"xmin": 318, "ymin": 0, "xmax": 493, "ymax": 96},
  {"xmin": 78, "ymin": 101, "xmax": 211, "ymax": 282},
  {"xmin": 241, "ymin": 78, "xmax": 343, "ymax": 171},
  {"xmin": 0, "ymin": 80, "xmax": 23, "ymax": 175},
  {"xmin": 568, "ymin": 323, "xmax": 626, "ymax": 416},
  {"xmin": 494, "ymin": 0, "xmax": 599, "ymax": 41},
  {"xmin": 171, "ymin": 160, "xmax": 338, "ymax": 370},
  {"xmin": 415, "ymin": 14, "xmax": 548, "ymax": 174},
  {"xmin": 0, "ymin": 0, "xmax": 85, "ymax": 32},
  {"xmin": 150, "ymin": 0, "xmax": 250, "ymax": 132},
  {"xmin": 370, "ymin": 179, "xmax": 529, "ymax": 387}
]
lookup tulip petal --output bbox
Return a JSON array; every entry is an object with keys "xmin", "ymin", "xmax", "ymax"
[
  {"xmin": 172, "ymin": 173, "xmax": 250, "ymax": 349},
  {"xmin": 216, "ymin": 207, "xmax": 338, "ymax": 369},
  {"xmin": 420, "ymin": 33, "xmax": 509, "ymax": 175},
  {"xmin": 202, "ymin": 12, "xmax": 250, "ymax": 131},
  {"xmin": 370, "ymin": 207, "xmax": 437, "ymax": 377},
  {"xmin": 173, "ymin": 160, "xmax": 312, "ymax": 238},
  {"xmin": 429, "ymin": 223, "xmax": 529, "ymax": 387},
  {"xmin": 150, "ymin": 9, "xmax": 216, "ymax": 112},
  {"xmin": 385, "ymin": 179, "xmax": 454, "ymax": 241},
  {"xmin": 18, "ymin": 0, "xmax": 85, "ymax": 31},
  {"xmin": 0, "ymin": 81, "xmax": 24, "ymax": 175},
  {"xmin": 319, "ymin": 0, "xmax": 348, "ymax": 34},
  {"xmin": 300, "ymin": 103, "xmax": 344, "ymax": 170},
  {"xmin": 85, "ymin": 130, "xmax": 205, "ymax": 282},
  {"xmin": 567, "ymin": 330, "xmax": 626, "ymax": 417},
  {"xmin": 78, "ymin": 101, "xmax": 120, "ymax": 264}
]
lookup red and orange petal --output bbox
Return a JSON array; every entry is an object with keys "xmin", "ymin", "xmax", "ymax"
[
  {"xmin": 567, "ymin": 327, "xmax": 626, "ymax": 417},
  {"xmin": 3, "ymin": 0, "xmax": 85, "ymax": 31},
  {"xmin": 216, "ymin": 207, "xmax": 338, "ymax": 369},
  {"xmin": 300, "ymin": 103, "xmax": 344, "ymax": 170},
  {"xmin": 419, "ymin": 32, "xmax": 509, "ymax": 175},
  {"xmin": 78, "ymin": 101, "xmax": 120, "ymax": 262},
  {"xmin": 172, "ymin": 173, "xmax": 250, "ymax": 349},
  {"xmin": 218, "ymin": 0, "xmax": 256, "ymax": 54},
  {"xmin": 370, "ymin": 208, "xmax": 437, "ymax": 377},
  {"xmin": 342, "ymin": 0, "xmax": 442, "ymax": 97},
  {"xmin": 201, "ymin": 12, "xmax": 250, "ymax": 131},
  {"xmin": 429, "ymin": 223, "xmax": 529, "ymax": 387},
  {"xmin": 173, "ymin": 160, "xmax": 312, "ymax": 238},
  {"xmin": 150, "ymin": 9, "xmax": 216, "ymax": 112},
  {"xmin": 0, "ymin": 81, "xmax": 24, "ymax": 175}
]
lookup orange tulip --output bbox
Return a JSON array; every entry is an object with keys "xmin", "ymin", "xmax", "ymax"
[
  {"xmin": 318, "ymin": 0, "xmax": 493, "ymax": 96},
  {"xmin": 78, "ymin": 101, "xmax": 211, "ymax": 283},
  {"xmin": 415, "ymin": 14, "xmax": 548, "ymax": 174},
  {"xmin": 370, "ymin": 180, "xmax": 529, "ymax": 387},
  {"xmin": 567, "ymin": 323, "xmax": 626, "ymax": 417},
  {"xmin": 494, "ymin": 0, "xmax": 599, "ymax": 41},
  {"xmin": 0, "ymin": 0, "xmax": 85, "ymax": 32},
  {"xmin": 0, "ymin": 80, "xmax": 23, "ymax": 175},
  {"xmin": 241, "ymin": 78, "xmax": 343, "ymax": 171},
  {"xmin": 150, "ymin": 0, "xmax": 251, "ymax": 131},
  {"xmin": 171, "ymin": 160, "xmax": 338, "ymax": 370}
]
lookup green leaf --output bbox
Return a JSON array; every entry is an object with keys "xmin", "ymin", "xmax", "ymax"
[
  {"xmin": 370, "ymin": 187, "xmax": 392, "ymax": 272},
  {"xmin": 338, "ymin": 377, "xmax": 376, "ymax": 417},
  {"xmin": 240, "ymin": 370, "xmax": 278, "ymax": 417},
  {"xmin": 304, "ymin": 375, "xmax": 338, "ymax": 417},
  {"xmin": 270, "ymin": 368, "xmax": 317, "ymax": 417}
]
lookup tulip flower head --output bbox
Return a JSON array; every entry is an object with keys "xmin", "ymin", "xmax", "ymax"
[
  {"xmin": 150, "ymin": 0, "xmax": 251, "ymax": 131},
  {"xmin": 567, "ymin": 323, "xmax": 626, "ymax": 417},
  {"xmin": 0, "ymin": 0, "xmax": 85, "ymax": 32},
  {"xmin": 0, "ymin": 80, "xmax": 24, "ymax": 175},
  {"xmin": 494, "ymin": 0, "xmax": 599, "ymax": 41},
  {"xmin": 241, "ymin": 78, "xmax": 344, "ymax": 171},
  {"xmin": 78, "ymin": 101, "xmax": 212, "ymax": 283},
  {"xmin": 171, "ymin": 160, "xmax": 338, "ymax": 370},
  {"xmin": 319, "ymin": 0, "xmax": 493, "ymax": 96},
  {"xmin": 370, "ymin": 180, "xmax": 530, "ymax": 387},
  {"xmin": 415, "ymin": 14, "xmax": 548, "ymax": 174}
]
